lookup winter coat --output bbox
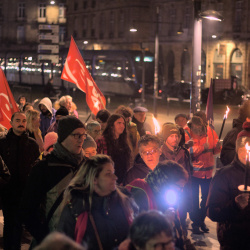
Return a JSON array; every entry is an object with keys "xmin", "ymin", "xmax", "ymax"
[
  {"xmin": 185, "ymin": 126, "xmax": 221, "ymax": 179},
  {"xmin": 124, "ymin": 153, "xmax": 166, "ymax": 185},
  {"xmin": 0, "ymin": 155, "xmax": 10, "ymax": 188},
  {"xmin": 0, "ymin": 129, "xmax": 40, "ymax": 201},
  {"xmin": 46, "ymin": 121, "xmax": 58, "ymax": 134},
  {"xmin": 162, "ymin": 144, "xmax": 193, "ymax": 175},
  {"xmin": 162, "ymin": 144, "xmax": 193, "ymax": 212},
  {"xmin": 58, "ymin": 190, "xmax": 133, "ymax": 250},
  {"xmin": 127, "ymin": 121, "xmax": 140, "ymax": 157},
  {"xmin": 96, "ymin": 136, "xmax": 132, "ymax": 184},
  {"xmin": 206, "ymin": 157, "xmax": 250, "ymax": 249},
  {"xmin": 220, "ymin": 118, "xmax": 243, "ymax": 166},
  {"xmin": 131, "ymin": 117, "xmax": 152, "ymax": 137},
  {"xmin": 20, "ymin": 143, "xmax": 84, "ymax": 244},
  {"xmin": 39, "ymin": 97, "xmax": 56, "ymax": 138}
]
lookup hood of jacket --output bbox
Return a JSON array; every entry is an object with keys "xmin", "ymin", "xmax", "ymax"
[
  {"xmin": 39, "ymin": 97, "xmax": 53, "ymax": 115},
  {"xmin": 242, "ymin": 121, "xmax": 250, "ymax": 130},
  {"xmin": 232, "ymin": 118, "xmax": 243, "ymax": 130}
]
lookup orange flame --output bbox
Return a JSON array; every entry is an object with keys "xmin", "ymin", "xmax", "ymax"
[
  {"xmin": 245, "ymin": 143, "xmax": 250, "ymax": 162},
  {"xmin": 224, "ymin": 106, "xmax": 230, "ymax": 119},
  {"xmin": 246, "ymin": 142, "xmax": 250, "ymax": 151},
  {"xmin": 152, "ymin": 115, "xmax": 160, "ymax": 135}
]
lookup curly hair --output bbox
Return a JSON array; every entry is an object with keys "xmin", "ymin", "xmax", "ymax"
[
  {"xmin": 138, "ymin": 134, "xmax": 162, "ymax": 149},
  {"xmin": 239, "ymin": 100, "xmax": 250, "ymax": 122},
  {"xmin": 114, "ymin": 105, "xmax": 133, "ymax": 118},
  {"xmin": 146, "ymin": 160, "xmax": 188, "ymax": 194}
]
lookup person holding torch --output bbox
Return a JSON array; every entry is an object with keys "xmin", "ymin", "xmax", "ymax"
[
  {"xmin": 185, "ymin": 115, "xmax": 221, "ymax": 234},
  {"xmin": 206, "ymin": 128, "xmax": 250, "ymax": 249}
]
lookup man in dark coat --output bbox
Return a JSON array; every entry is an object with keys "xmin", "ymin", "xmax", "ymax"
[
  {"xmin": 132, "ymin": 107, "xmax": 152, "ymax": 136},
  {"xmin": 206, "ymin": 125, "xmax": 250, "ymax": 249},
  {"xmin": 0, "ymin": 111, "xmax": 40, "ymax": 250},
  {"xmin": 124, "ymin": 134, "xmax": 164, "ymax": 185},
  {"xmin": 220, "ymin": 100, "xmax": 250, "ymax": 166},
  {"xmin": 20, "ymin": 116, "xmax": 86, "ymax": 246}
]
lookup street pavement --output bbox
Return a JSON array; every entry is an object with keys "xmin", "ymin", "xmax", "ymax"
[{"xmin": 0, "ymin": 92, "xmax": 238, "ymax": 249}]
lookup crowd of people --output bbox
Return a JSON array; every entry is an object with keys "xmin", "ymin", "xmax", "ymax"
[{"xmin": 0, "ymin": 94, "xmax": 250, "ymax": 250}]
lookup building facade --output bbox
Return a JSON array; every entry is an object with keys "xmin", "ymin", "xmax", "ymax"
[
  {"xmin": 0, "ymin": 0, "xmax": 249, "ymax": 91},
  {"xmin": 66, "ymin": 0, "xmax": 249, "ymax": 89}
]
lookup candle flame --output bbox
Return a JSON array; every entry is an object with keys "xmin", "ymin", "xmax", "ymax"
[
  {"xmin": 245, "ymin": 143, "xmax": 250, "ymax": 163},
  {"xmin": 152, "ymin": 115, "xmax": 160, "ymax": 135},
  {"xmin": 224, "ymin": 106, "xmax": 230, "ymax": 119},
  {"xmin": 246, "ymin": 142, "xmax": 250, "ymax": 152}
]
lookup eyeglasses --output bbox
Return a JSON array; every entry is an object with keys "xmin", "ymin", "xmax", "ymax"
[
  {"xmin": 71, "ymin": 133, "xmax": 87, "ymax": 140},
  {"xmin": 140, "ymin": 148, "xmax": 159, "ymax": 156},
  {"xmin": 93, "ymin": 130, "xmax": 101, "ymax": 134}
]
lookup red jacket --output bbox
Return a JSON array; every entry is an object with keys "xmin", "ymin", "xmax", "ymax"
[{"xmin": 185, "ymin": 126, "xmax": 221, "ymax": 179}]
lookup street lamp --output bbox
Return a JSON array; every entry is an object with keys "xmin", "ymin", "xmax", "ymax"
[
  {"xmin": 153, "ymin": 6, "xmax": 160, "ymax": 117},
  {"xmin": 191, "ymin": 0, "xmax": 223, "ymax": 115}
]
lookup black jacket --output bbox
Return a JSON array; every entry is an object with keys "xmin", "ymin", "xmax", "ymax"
[
  {"xmin": 20, "ymin": 150, "xmax": 84, "ymax": 243},
  {"xmin": 220, "ymin": 118, "xmax": 243, "ymax": 166},
  {"xmin": 0, "ymin": 129, "xmax": 39, "ymax": 200},
  {"xmin": 206, "ymin": 157, "xmax": 250, "ymax": 249},
  {"xmin": 58, "ymin": 190, "xmax": 131, "ymax": 250}
]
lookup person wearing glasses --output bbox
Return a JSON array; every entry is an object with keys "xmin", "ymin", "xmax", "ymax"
[
  {"xmin": 96, "ymin": 114, "xmax": 132, "ymax": 184},
  {"xmin": 19, "ymin": 116, "xmax": 86, "ymax": 247},
  {"xmin": 124, "ymin": 134, "xmax": 164, "ymax": 185}
]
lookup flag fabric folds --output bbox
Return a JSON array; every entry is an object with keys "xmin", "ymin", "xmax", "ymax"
[
  {"xmin": 61, "ymin": 36, "xmax": 106, "ymax": 115},
  {"xmin": 0, "ymin": 68, "xmax": 19, "ymax": 129},
  {"xmin": 206, "ymin": 78, "xmax": 214, "ymax": 129}
]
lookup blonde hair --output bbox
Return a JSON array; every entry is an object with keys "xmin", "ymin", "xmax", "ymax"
[
  {"xmin": 62, "ymin": 155, "xmax": 136, "ymax": 219},
  {"xmin": 59, "ymin": 95, "xmax": 72, "ymax": 107},
  {"xmin": 26, "ymin": 109, "xmax": 40, "ymax": 133}
]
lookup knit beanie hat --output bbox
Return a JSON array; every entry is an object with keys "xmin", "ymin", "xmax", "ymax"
[
  {"xmin": 236, "ymin": 121, "xmax": 250, "ymax": 152},
  {"xmin": 44, "ymin": 132, "xmax": 58, "ymax": 152},
  {"xmin": 162, "ymin": 123, "xmax": 180, "ymax": 140},
  {"xmin": 82, "ymin": 134, "xmax": 97, "ymax": 150},
  {"xmin": 57, "ymin": 116, "xmax": 85, "ymax": 143},
  {"xmin": 56, "ymin": 106, "xmax": 69, "ymax": 117}
]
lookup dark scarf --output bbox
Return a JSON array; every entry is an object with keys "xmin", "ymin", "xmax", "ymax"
[{"xmin": 53, "ymin": 142, "xmax": 84, "ymax": 166}]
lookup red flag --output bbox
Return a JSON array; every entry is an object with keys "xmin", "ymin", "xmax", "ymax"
[
  {"xmin": 61, "ymin": 36, "xmax": 106, "ymax": 115},
  {"xmin": 206, "ymin": 78, "xmax": 214, "ymax": 129},
  {"xmin": 0, "ymin": 68, "xmax": 19, "ymax": 129}
]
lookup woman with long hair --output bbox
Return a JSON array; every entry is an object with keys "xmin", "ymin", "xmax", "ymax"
[
  {"xmin": 96, "ymin": 114, "xmax": 132, "ymax": 184},
  {"xmin": 26, "ymin": 109, "xmax": 44, "ymax": 152},
  {"xmin": 58, "ymin": 155, "xmax": 137, "ymax": 250}
]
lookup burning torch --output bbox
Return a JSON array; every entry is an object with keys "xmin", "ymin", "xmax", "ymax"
[
  {"xmin": 219, "ymin": 106, "xmax": 230, "ymax": 140},
  {"xmin": 152, "ymin": 115, "xmax": 160, "ymax": 135},
  {"xmin": 245, "ymin": 143, "xmax": 250, "ymax": 192}
]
